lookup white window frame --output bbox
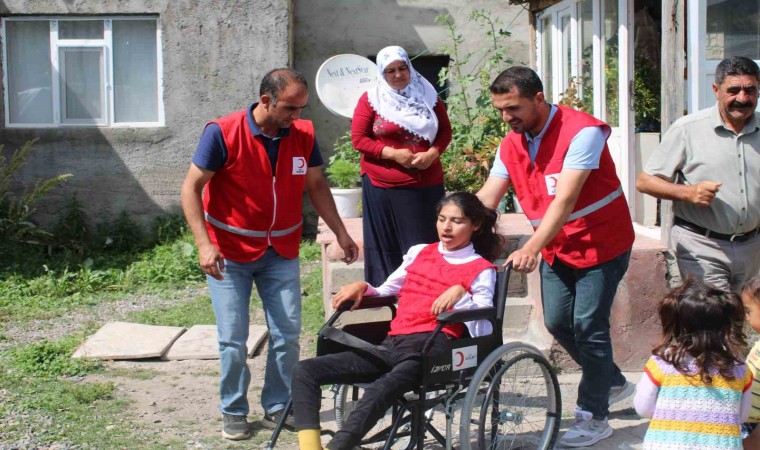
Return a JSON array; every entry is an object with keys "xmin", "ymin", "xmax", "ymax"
[
  {"xmin": 688, "ymin": 0, "xmax": 760, "ymax": 113},
  {"xmin": 2, "ymin": 16, "xmax": 164, "ymax": 128}
]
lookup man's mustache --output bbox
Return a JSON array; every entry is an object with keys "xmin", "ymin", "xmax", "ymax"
[{"xmin": 730, "ymin": 101, "xmax": 754, "ymax": 108}]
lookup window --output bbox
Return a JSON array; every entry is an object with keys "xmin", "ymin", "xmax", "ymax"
[{"xmin": 2, "ymin": 17, "xmax": 163, "ymax": 127}]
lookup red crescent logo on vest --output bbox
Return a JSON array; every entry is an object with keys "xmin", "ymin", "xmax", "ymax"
[
  {"xmin": 545, "ymin": 173, "xmax": 560, "ymax": 196},
  {"xmin": 454, "ymin": 351, "xmax": 464, "ymax": 367},
  {"xmin": 292, "ymin": 157, "xmax": 307, "ymax": 175}
]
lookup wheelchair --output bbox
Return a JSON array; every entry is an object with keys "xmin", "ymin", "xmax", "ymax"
[{"xmin": 267, "ymin": 263, "xmax": 561, "ymax": 449}]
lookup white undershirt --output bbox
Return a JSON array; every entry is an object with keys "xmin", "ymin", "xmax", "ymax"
[{"xmin": 364, "ymin": 242, "xmax": 497, "ymax": 337}]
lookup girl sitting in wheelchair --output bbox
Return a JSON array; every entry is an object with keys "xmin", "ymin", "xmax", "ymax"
[{"xmin": 292, "ymin": 191, "xmax": 504, "ymax": 450}]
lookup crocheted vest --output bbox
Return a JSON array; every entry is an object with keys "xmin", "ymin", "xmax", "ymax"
[{"xmin": 642, "ymin": 356, "xmax": 752, "ymax": 450}]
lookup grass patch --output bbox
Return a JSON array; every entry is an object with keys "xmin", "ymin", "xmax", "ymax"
[
  {"xmin": 0, "ymin": 371, "xmax": 163, "ymax": 448},
  {"xmin": 302, "ymin": 262, "xmax": 325, "ymax": 337},
  {"xmin": 104, "ymin": 366, "xmax": 161, "ymax": 380},
  {"xmin": 127, "ymin": 295, "xmax": 216, "ymax": 328},
  {"xmin": 0, "ymin": 233, "xmax": 203, "ymax": 322},
  {"xmin": 7, "ymin": 336, "xmax": 100, "ymax": 378}
]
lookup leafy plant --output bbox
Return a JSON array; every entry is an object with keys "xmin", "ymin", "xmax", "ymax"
[
  {"xmin": 633, "ymin": 53, "xmax": 661, "ymax": 132},
  {"xmin": 326, "ymin": 159, "xmax": 360, "ymax": 189},
  {"xmin": 326, "ymin": 130, "xmax": 361, "ymax": 189},
  {"xmin": 558, "ymin": 77, "xmax": 593, "ymax": 113},
  {"xmin": 0, "ymin": 139, "xmax": 72, "ymax": 249},
  {"xmin": 436, "ymin": 10, "xmax": 512, "ymax": 193}
]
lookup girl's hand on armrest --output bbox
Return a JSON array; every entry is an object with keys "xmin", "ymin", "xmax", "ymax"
[
  {"xmin": 431, "ymin": 284, "xmax": 467, "ymax": 316},
  {"xmin": 332, "ymin": 281, "xmax": 369, "ymax": 310}
]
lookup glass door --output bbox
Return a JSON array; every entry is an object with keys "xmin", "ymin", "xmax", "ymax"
[{"xmin": 537, "ymin": 0, "xmax": 634, "ymax": 209}]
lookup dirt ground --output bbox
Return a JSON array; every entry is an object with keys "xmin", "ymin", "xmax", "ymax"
[{"xmin": 85, "ymin": 343, "xmax": 313, "ymax": 449}]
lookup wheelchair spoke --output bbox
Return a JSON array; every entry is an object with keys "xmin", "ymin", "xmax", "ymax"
[{"xmin": 460, "ymin": 346, "xmax": 561, "ymax": 450}]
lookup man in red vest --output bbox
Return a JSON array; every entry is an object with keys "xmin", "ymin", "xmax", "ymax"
[
  {"xmin": 477, "ymin": 66, "xmax": 635, "ymax": 448},
  {"xmin": 180, "ymin": 68, "xmax": 358, "ymax": 441}
]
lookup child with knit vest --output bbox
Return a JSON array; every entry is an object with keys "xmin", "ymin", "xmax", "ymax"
[
  {"xmin": 291, "ymin": 192, "xmax": 503, "ymax": 450},
  {"xmin": 634, "ymin": 277, "xmax": 752, "ymax": 450},
  {"xmin": 741, "ymin": 276, "xmax": 760, "ymax": 449}
]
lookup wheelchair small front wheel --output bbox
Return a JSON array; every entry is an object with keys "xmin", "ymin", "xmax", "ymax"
[{"xmin": 459, "ymin": 346, "xmax": 561, "ymax": 450}]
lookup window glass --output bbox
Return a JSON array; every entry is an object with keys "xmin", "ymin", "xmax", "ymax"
[
  {"xmin": 113, "ymin": 20, "xmax": 158, "ymax": 122},
  {"xmin": 58, "ymin": 20, "xmax": 103, "ymax": 39},
  {"xmin": 578, "ymin": 0, "xmax": 594, "ymax": 113},
  {"xmin": 541, "ymin": 16, "xmax": 553, "ymax": 101},
  {"xmin": 60, "ymin": 48, "xmax": 104, "ymax": 122},
  {"xmin": 706, "ymin": 0, "xmax": 760, "ymax": 60},
  {"xmin": 562, "ymin": 13, "xmax": 572, "ymax": 93},
  {"xmin": 602, "ymin": 0, "xmax": 619, "ymax": 126},
  {"xmin": 6, "ymin": 21, "xmax": 53, "ymax": 123}
]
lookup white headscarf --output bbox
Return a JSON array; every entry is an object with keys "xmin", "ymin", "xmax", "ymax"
[{"xmin": 367, "ymin": 46, "xmax": 439, "ymax": 143}]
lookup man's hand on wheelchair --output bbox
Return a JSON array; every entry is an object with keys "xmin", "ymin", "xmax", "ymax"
[
  {"xmin": 332, "ymin": 281, "xmax": 369, "ymax": 311},
  {"xmin": 431, "ymin": 284, "xmax": 467, "ymax": 315}
]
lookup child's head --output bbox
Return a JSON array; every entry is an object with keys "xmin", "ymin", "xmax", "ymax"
[
  {"xmin": 436, "ymin": 192, "xmax": 504, "ymax": 262},
  {"xmin": 742, "ymin": 276, "xmax": 760, "ymax": 332},
  {"xmin": 653, "ymin": 277, "xmax": 746, "ymax": 383}
]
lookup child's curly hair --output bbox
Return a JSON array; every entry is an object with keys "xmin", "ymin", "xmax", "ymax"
[
  {"xmin": 652, "ymin": 277, "xmax": 746, "ymax": 384},
  {"xmin": 742, "ymin": 276, "xmax": 760, "ymax": 301}
]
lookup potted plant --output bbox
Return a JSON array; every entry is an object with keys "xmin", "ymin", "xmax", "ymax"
[{"xmin": 326, "ymin": 131, "xmax": 362, "ymax": 218}]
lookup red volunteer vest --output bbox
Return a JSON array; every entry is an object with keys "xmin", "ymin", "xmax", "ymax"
[
  {"xmin": 203, "ymin": 110, "xmax": 315, "ymax": 262},
  {"xmin": 389, "ymin": 244, "xmax": 495, "ymax": 338},
  {"xmin": 500, "ymin": 106, "xmax": 634, "ymax": 268}
]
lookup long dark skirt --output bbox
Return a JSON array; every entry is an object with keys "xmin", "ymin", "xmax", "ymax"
[{"xmin": 362, "ymin": 174, "xmax": 445, "ymax": 286}]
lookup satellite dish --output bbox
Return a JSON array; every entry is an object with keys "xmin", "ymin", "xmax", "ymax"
[{"xmin": 316, "ymin": 54, "xmax": 377, "ymax": 118}]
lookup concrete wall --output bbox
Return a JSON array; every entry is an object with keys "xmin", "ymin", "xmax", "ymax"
[
  {"xmin": 292, "ymin": 0, "xmax": 531, "ymax": 159},
  {"xmin": 0, "ymin": 0, "xmax": 292, "ymax": 227}
]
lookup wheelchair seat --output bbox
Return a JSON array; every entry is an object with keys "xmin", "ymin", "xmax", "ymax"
[{"xmin": 267, "ymin": 264, "xmax": 562, "ymax": 450}]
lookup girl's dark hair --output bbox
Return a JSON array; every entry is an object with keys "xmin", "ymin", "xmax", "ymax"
[
  {"xmin": 436, "ymin": 192, "xmax": 504, "ymax": 262},
  {"xmin": 742, "ymin": 276, "xmax": 760, "ymax": 301},
  {"xmin": 652, "ymin": 277, "xmax": 746, "ymax": 384}
]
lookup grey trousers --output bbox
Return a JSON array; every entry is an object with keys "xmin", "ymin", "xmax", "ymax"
[{"xmin": 671, "ymin": 224, "xmax": 760, "ymax": 292}]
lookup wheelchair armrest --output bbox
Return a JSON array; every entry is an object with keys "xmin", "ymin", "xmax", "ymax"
[
  {"xmin": 336, "ymin": 295, "xmax": 397, "ymax": 311},
  {"xmin": 436, "ymin": 306, "xmax": 496, "ymax": 324}
]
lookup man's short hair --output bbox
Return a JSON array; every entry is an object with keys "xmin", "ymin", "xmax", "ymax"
[
  {"xmin": 714, "ymin": 56, "xmax": 760, "ymax": 86},
  {"xmin": 260, "ymin": 68, "xmax": 308, "ymax": 104},
  {"xmin": 489, "ymin": 66, "xmax": 544, "ymax": 98}
]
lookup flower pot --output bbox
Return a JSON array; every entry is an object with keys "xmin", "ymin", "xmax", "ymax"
[{"xmin": 331, "ymin": 188, "xmax": 362, "ymax": 218}]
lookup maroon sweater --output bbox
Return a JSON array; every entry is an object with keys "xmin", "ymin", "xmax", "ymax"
[{"xmin": 351, "ymin": 92, "xmax": 451, "ymax": 188}]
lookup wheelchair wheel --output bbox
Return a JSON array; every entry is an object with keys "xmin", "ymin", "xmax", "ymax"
[
  {"xmin": 334, "ymin": 384, "xmax": 412, "ymax": 448},
  {"xmin": 459, "ymin": 345, "xmax": 561, "ymax": 450}
]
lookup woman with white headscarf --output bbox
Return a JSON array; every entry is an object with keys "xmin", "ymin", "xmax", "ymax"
[{"xmin": 351, "ymin": 45, "xmax": 452, "ymax": 287}]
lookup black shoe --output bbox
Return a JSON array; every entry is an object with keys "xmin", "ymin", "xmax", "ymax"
[
  {"xmin": 222, "ymin": 413, "xmax": 253, "ymax": 440},
  {"xmin": 262, "ymin": 408, "xmax": 296, "ymax": 431}
]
